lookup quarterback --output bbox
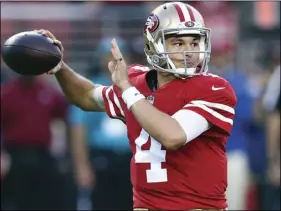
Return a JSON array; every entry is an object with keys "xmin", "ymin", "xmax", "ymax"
[{"xmin": 38, "ymin": 2, "xmax": 237, "ymax": 210}]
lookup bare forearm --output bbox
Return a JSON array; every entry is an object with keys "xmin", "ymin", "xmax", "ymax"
[
  {"xmin": 131, "ymin": 99, "xmax": 186, "ymax": 150},
  {"xmin": 55, "ymin": 62, "xmax": 102, "ymax": 111}
]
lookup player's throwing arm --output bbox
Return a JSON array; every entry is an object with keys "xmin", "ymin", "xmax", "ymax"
[{"xmin": 35, "ymin": 29, "xmax": 106, "ymax": 112}]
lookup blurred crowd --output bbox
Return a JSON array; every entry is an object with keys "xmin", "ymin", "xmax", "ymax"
[{"xmin": 1, "ymin": 1, "xmax": 280, "ymax": 210}]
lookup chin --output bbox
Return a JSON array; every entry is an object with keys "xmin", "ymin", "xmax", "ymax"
[{"xmin": 160, "ymin": 71, "xmax": 174, "ymax": 77}]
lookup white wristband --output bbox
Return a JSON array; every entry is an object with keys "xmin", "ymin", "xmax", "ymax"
[{"xmin": 122, "ymin": 86, "xmax": 145, "ymax": 109}]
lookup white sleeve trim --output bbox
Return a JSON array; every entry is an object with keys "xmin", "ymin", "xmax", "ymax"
[
  {"xmin": 93, "ymin": 85, "xmax": 105, "ymax": 109},
  {"xmin": 172, "ymin": 109, "xmax": 211, "ymax": 144}
]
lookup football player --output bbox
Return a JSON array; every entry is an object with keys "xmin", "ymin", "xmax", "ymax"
[{"xmin": 37, "ymin": 2, "xmax": 237, "ymax": 210}]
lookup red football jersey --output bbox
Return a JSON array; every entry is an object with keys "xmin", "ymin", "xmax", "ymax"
[{"xmin": 101, "ymin": 64, "xmax": 237, "ymax": 210}]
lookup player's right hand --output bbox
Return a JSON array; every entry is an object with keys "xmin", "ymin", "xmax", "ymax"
[{"xmin": 35, "ymin": 29, "xmax": 64, "ymax": 75}]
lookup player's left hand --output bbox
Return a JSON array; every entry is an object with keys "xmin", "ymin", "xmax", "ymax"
[{"xmin": 108, "ymin": 39, "xmax": 132, "ymax": 92}]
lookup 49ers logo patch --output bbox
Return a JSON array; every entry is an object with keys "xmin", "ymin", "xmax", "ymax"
[
  {"xmin": 144, "ymin": 14, "xmax": 159, "ymax": 33},
  {"xmin": 185, "ymin": 21, "xmax": 195, "ymax": 27}
]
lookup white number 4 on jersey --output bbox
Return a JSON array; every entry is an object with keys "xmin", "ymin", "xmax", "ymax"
[{"xmin": 135, "ymin": 129, "xmax": 168, "ymax": 183}]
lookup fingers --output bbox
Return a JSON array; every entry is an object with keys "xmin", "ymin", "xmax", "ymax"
[
  {"xmin": 108, "ymin": 61, "xmax": 116, "ymax": 74},
  {"xmin": 33, "ymin": 29, "xmax": 63, "ymax": 75},
  {"xmin": 35, "ymin": 29, "xmax": 64, "ymax": 52},
  {"xmin": 111, "ymin": 39, "xmax": 123, "ymax": 61},
  {"xmin": 110, "ymin": 38, "xmax": 127, "ymax": 73},
  {"xmin": 36, "ymin": 29, "xmax": 56, "ymax": 40},
  {"xmin": 53, "ymin": 40, "xmax": 64, "ymax": 52}
]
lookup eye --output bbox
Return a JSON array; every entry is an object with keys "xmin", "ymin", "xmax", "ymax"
[
  {"xmin": 191, "ymin": 43, "xmax": 199, "ymax": 47},
  {"xmin": 173, "ymin": 42, "xmax": 183, "ymax": 47}
]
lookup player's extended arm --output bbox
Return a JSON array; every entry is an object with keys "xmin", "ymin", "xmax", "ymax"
[
  {"xmin": 35, "ymin": 29, "xmax": 104, "ymax": 112},
  {"xmin": 55, "ymin": 62, "xmax": 104, "ymax": 111}
]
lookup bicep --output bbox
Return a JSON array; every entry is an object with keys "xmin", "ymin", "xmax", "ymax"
[
  {"xmin": 82, "ymin": 85, "xmax": 106, "ymax": 112},
  {"xmin": 172, "ymin": 109, "xmax": 211, "ymax": 144}
]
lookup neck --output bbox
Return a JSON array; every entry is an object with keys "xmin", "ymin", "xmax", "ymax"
[{"xmin": 157, "ymin": 71, "xmax": 176, "ymax": 88}]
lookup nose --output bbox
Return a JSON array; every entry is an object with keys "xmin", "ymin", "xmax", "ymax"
[
  {"xmin": 185, "ymin": 51, "xmax": 193, "ymax": 58},
  {"xmin": 184, "ymin": 45, "xmax": 193, "ymax": 57}
]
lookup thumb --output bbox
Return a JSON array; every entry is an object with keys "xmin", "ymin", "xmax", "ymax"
[{"xmin": 108, "ymin": 61, "xmax": 116, "ymax": 73}]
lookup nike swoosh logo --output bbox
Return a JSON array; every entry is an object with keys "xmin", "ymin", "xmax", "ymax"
[{"xmin": 212, "ymin": 85, "xmax": 225, "ymax": 91}]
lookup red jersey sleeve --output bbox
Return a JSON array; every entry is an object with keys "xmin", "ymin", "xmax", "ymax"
[
  {"xmin": 100, "ymin": 64, "xmax": 150, "ymax": 122},
  {"xmin": 183, "ymin": 87, "xmax": 237, "ymax": 135},
  {"xmin": 101, "ymin": 85, "xmax": 126, "ymax": 122}
]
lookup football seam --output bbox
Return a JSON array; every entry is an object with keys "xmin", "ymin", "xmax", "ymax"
[{"xmin": 4, "ymin": 44, "xmax": 61, "ymax": 59}]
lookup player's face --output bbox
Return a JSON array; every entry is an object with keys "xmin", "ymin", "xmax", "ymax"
[{"xmin": 165, "ymin": 35, "xmax": 201, "ymax": 69}]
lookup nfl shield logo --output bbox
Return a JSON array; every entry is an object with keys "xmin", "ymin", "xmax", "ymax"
[{"xmin": 146, "ymin": 95, "xmax": 155, "ymax": 104}]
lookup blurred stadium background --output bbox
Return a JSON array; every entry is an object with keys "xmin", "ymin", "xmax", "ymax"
[{"xmin": 1, "ymin": 1, "xmax": 280, "ymax": 210}]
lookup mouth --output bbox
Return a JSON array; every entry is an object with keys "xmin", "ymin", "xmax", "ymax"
[
  {"xmin": 177, "ymin": 60, "xmax": 201, "ymax": 69},
  {"xmin": 181, "ymin": 60, "xmax": 196, "ymax": 67},
  {"xmin": 187, "ymin": 61, "xmax": 195, "ymax": 66}
]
